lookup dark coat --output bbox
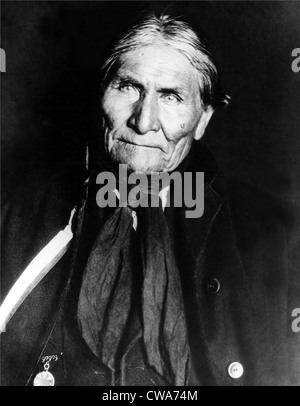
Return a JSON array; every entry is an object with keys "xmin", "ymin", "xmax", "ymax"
[{"xmin": 1, "ymin": 145, "xmax": 299, "ymax": 386}]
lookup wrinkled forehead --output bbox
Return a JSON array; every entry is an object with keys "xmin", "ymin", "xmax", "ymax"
[{"xmin": 112, "ymin": 44, "xmax": 202, "ymax": 94}]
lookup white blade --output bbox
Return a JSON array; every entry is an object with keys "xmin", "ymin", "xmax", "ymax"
[{"xmin": 0, "ymin": 208, "xmax": 76, "ymax": 333}]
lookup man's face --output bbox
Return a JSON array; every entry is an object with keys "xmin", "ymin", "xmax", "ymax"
[{"xmin": 101, "ymin": 44, "xmax": 213, "ymax": 173}]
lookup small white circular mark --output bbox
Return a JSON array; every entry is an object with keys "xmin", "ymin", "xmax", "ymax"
[
  {"xmin": 33, "ymin": 371, "xmax": 55, "ymax": 386},
  {"xmin": 228, "ymin": 362, "xmax": 244, "ymax": 379}
]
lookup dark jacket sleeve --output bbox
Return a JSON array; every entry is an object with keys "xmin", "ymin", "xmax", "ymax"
[
  {"xmin": 0, "ymin": 169, "xmax": 79, "ymax": 386},
  {"xmin": 227, "ymin": 180, "xmax": 300, "ymax": 385}
]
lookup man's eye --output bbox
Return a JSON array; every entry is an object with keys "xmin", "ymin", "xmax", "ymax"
[
  {"xmin": 162, "ymin": 94, "xmax": 181, "ymax": 104},
  {"xmin": 119, "ymin": 84, "xmax": 139, "ymax": 96}
]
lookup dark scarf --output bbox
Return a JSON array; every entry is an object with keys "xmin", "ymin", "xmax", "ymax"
[{"xmin": 77, "ymin": 143, "xmax": 215, "ymax": 386}]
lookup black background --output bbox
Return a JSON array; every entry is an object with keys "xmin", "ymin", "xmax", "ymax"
[{"xmin": 1, "ymin": 0, "xmax": 300, "ymax": 214}]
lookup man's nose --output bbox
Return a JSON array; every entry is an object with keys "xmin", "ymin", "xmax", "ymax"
[{"xmin": 128, "ymin": 94, "xmax": 161, "ymax": 134}]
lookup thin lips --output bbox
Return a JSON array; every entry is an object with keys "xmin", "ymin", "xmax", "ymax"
[{"xmin": 117, "ymin": 138, "xmax": 165, "ymax": 152}]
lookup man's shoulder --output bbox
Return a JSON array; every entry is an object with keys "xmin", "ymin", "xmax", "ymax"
[
  {"xmin": 226, "ymin": 179, "xmax": 291, "ymax": 231},
  {"xmin": 2, "ymin": 167, "xmax": 84, "ymax": 230},
  {"xmin": 1, "ymin": 167, "xmax": 84, "ymax": 295},
  {"xmin": 224, "ymin": 179, "xmax": 293, "ymax": 257}
]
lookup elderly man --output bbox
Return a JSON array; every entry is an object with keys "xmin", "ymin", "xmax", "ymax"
[{"xmin": 1, "ymin": 13, "xmax": 299, "ymax": 386}]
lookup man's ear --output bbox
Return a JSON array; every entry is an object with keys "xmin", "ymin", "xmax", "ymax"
[{"xmin": 194, "ymin": 106, "xmax": 214, "ymax": 141}]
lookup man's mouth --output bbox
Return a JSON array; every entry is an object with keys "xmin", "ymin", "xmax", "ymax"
[{"xmin": 117, "ymin": 138, "xmax": 164, "ymax": 152}]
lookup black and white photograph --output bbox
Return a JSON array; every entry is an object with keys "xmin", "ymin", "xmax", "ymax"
[{"xmin": 1, "ymin": 0, "xmax": 300, "ymax": 388}]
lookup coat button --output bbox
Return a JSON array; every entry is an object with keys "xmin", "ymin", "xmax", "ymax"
[
  {"xmin": 228, "ymin": 362, "xmax": 244, "ymax": 379},
  {"xmin": 205, "ymin": 278, "xmax": 220, "ymax": 294}
]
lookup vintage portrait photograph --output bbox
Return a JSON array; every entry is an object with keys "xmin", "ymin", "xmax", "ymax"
[{"xmin": 1, "ymin": 0, "xmax": 300, "ymax": 388}]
